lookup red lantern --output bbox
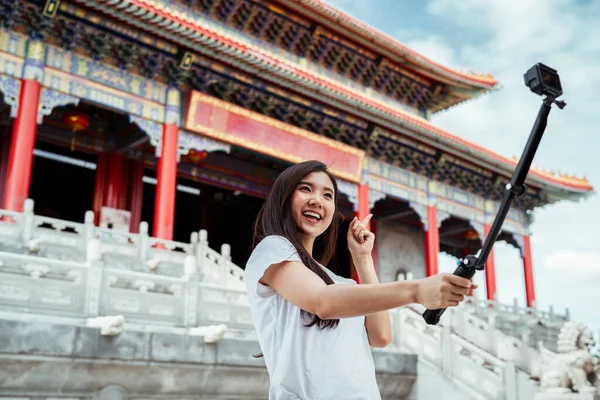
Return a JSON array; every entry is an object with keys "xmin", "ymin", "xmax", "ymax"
[
  {"xmin": 62, "ymin": 110, "xmax": 90, "ymax": 132},
  {"xmin": 465, "ymin": 229, "xmax": 479, "ymax": 240},
  {"xmin": 186, "ymin": 149, "xmax": 208, "ymax": 164}
]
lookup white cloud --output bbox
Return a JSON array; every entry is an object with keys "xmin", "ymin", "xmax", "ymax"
[
  {"xmin": 399, "ymin": 36, "xmax": 461, "ymax": 70},
  {"xmin": 543, "ymin": 250, "xmax": 600, "ymax": 273}
]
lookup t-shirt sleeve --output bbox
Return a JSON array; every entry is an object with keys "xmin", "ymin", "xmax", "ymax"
[{"xmin": 245, "ymin": 235, "xmax": 303, "ymax": 298}]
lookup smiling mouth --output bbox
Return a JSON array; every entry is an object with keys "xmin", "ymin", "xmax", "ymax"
[{"xmin": 302, "ymin": 211, "xmax": 322, "ymax": 222}]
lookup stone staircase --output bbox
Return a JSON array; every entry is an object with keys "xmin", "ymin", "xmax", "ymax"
[
  {"xmin": 1, "ymin": 198, "xmax": 596, "ymax": 400},
  {"xmin": 391, "ymin": 292, "xmax": 580, "ymax": 400}
]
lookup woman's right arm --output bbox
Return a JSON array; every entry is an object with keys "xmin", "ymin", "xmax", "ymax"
[{"xmin": 260, "ymin": 260, "xmax": 474, "ymax": 319}]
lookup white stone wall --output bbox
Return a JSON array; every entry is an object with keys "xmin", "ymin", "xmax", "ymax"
[{"xmin": 375, "ymin": 220, "xmax": 426, "ymax": 283}]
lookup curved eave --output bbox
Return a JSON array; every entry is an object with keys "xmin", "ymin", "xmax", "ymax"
[
  {"xmin": 74, "ymin": 0, "xmax": 592, "ymax": 198},
  {"xmin": 275, "ymin": 0, "xmax": 499, "ymax": 91}
]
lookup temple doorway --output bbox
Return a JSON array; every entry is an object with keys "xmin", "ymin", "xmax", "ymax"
[
  {"xmin": 30, "ymin": 140, "xmax": 96, "ymax": 221},
  {"xmin": 140, "ymin": 173, "xmax": 266, "ymax": 268}
]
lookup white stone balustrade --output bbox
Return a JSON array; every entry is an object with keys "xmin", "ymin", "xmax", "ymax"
[
  {"xmin": 1, "ymin": 199, "xmax": 584, "ymax": 400},
  {"xmin": 0, "ymin": 199, "xmax": 250, "ymax": 331}
]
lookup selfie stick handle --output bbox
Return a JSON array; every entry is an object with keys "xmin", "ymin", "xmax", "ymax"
[{"xmin": 423, "ymin": 96, "xmax": 564, "ymax": 326}]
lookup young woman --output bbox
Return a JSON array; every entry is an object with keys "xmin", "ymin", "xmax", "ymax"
[{"xmin": 245, "ymin": 160, "xmax": 475, "ymax": 399}]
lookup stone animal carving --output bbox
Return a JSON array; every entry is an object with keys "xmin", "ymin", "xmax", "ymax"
[
  {"xmin": 86, "ymin": 315, "xmax": 125, "ymax": 336},
  {"xmin": 538, "ymin": 321, "xmax": 599, "ymax": 393},
  {"xmin": 189, "ymin": 324, "xmax": 228, "ymax": 343}
]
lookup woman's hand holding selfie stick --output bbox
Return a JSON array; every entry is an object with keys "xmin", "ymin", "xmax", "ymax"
[{"xmin": 346, "ymin": 214, "xmax": 476, "ymax": 315}]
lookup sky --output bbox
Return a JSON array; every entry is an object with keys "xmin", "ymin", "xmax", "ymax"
[{"xmin": 326, "ymin": 0, "xmax": 600, "ymax": 341}]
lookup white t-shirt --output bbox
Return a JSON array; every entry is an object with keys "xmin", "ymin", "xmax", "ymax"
[{"xmin": 245, "ymin": 235, "xmax": 381, "ymax": 400}]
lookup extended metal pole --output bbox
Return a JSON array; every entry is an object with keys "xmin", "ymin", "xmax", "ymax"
[{"xmin": 423, "ymin": 95, "xmax": 563, "ymax": 326}]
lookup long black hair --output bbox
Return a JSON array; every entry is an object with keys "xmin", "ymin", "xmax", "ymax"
[{"xmin": 252, "ymin": 160, "xmax": 342, "ymax": 329}]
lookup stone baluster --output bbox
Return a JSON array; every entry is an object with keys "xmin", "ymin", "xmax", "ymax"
[
  {"xmin": 504, "ymin": 360, "xmax": 518, "ymax": 400},
  {"xmin": 184, "ymin": 253, "xmax": 198, "ymax": 328},
  {"xmin": 138, "ymin": 221, "xmax": 149, "ymax": 262},
  {"xmin": 511, "ymin": 297, "xmax": 518, "ymax": 311},
  {"xmin": 85, "ymin": 237, "xmax": 103, "ymax": 317},
  {"xmin": 21, "ymin": 198, "xmax": 34, "ymax": 242},
  {"xmin": 221, "ymin": 243, "xmax": 231, "ymax": 285},
  {"xmin": 190, "ymin": 231, "xmax": 198, "ymax": 252},
  {"xmin": 441, "ymin": 314, "xmax": 453, "ymax": 378},
  {"xmin": 83, "ymin": 210, "xmax": 95, "ymax": 243},
  {"xmin": 487, "ymin": 312, "xmax": 498, "ymax": 354},
  {"xmin": 196, "ymin": 230, "xmax": 209, "ymax": 278}
]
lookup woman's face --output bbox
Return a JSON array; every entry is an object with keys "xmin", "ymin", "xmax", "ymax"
[{"xmin": 290, "ymin": 171, "xmax": 335, "ymax": 239}]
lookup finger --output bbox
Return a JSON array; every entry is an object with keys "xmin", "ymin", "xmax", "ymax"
[
  {"xmin": 448, "ymin": 294, "xmax": 465, "ymax": 303},
  {"xmin": 447, "ymin": 275, "xmax": 472, "ymax": 289},
  {"xmin": 362, "ymin": 214, "xmax": 373, "ymax": 226},
  {"xmin": 356, "ymin": 228, "xmax": 368, "ymax": 243},
  {"xmin": 353, "ymin": 221, "xmax": 364, "ymax": 237},
  {"xmin": 446, "ymin": 300, "xmax": 460, "ymax": 307},
  {"xmin": 349, "ymin": 216, "xmax": 357, "ymax": 228},
  {"xmin": 450, "ymin": 286, "xmax": 471, "ymax": 297},
  {"xmin": 347, "ymin": 217, "xmax": 357, "ymax": 235}
]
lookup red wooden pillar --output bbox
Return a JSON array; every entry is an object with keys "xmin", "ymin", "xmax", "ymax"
[
  {"xmin": 2, "ymin": 79, "xmax": 42, "ymax": 211},
  {"xmin": 127, "ymin": 160, "xmax": 145, "ymax": 233},
  {"xmin": 93, "ymin": 152, "xmax": 130, "ymax": 225},
  {"xmin": 424, "ymin": 206, "xmax": 439, "ymax": 277},
  {"xmin": 103, "ymin": 153, "xmax": 125, "ymax": 209},
  {"xmin": 484, "ymin": 223, "xmax": 497, "ymax": 301},
  {"xmin": 153, "ymin": 123, "xmax": 178, "ymax": 240},
  {"xmin": 351, "ymin": 183, "xmax": 371, "ymax": 282},
  {"xmin": 522, "ymin": 235, "xmax": 536, "ymax": 307}
]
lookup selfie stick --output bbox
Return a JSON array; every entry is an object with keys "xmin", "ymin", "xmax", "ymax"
[{"xmin": 423, "ymin": 63, "xmax": 567, "ymax": 325}]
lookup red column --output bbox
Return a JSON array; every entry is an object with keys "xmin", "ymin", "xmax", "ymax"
[
  {"xmin": 127, "ymin": 160, "xmax": 145, "ymax": 233},
  {"xmin": 484, "ymin": 223, "xmax": 497, "ymax": 301},
  {"xmin": 351, "ymin": 183, "xmax": 371, "ymax": 282},
  {"xmin": 522, "ymin": 235, "xmax": 536, "ymax": 307},
  {"xmin": 103, "ymin": 153, "xmax": 125, "ymax": 209},
  {"xmin": 153, "ymin": 123, "xmax": 178, "ymax": 240},
  {"xmin": 424, "ymin": 206, "xmax": 439, "ymax": 276},
  {"xmin": 2, "ymin": 80, "xmax": 42, "ymax": 211}
]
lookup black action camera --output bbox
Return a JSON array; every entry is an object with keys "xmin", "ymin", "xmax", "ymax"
[{"xmin": 524, "ymin": 63, "xmax": 563, "ymax": 99}]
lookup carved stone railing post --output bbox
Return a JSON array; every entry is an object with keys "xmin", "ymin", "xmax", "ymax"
[
  {"xmin": 85, "ymin": 238, "xmax": 103, "ymax": 317},
  {"xmin": 184, "ymin": 254, "xmax": 198, "ymax": 327},
  {"xmin": 221, "ymin": 244, "xmax": 231, "ymax": 285},
  {"xmin": 83, "ymin": 210, "xmax": 95, "ymax": 242},
  {"xmin": 504, "ymin": 360, "xmax": 518, "ymax": 400},
  {"xmin": 487, "ymin": 312, "xmax": 498, "ymax": 354},
  {"xmin": 21, "ymin": 198, "xmax": 35, "ymax": 242},
  {"xmin": 138, "ymin": 221, "xmax": 149, "ymax": 261},
  {"xmin": 196, "ymin": 230, "xmax": 208, "ymax": 278},
  {"xmin": 441, "ymin": 315, "xmax": 453, "ymax": 378}
]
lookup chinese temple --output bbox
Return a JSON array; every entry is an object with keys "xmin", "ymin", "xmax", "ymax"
[{"xmin": 0, "ymin": 0, "xmax": 596, "ymax": 399}]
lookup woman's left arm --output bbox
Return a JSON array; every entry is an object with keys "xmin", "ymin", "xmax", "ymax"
[
  {"xmin": 353, "ymin": 254, "xmax": 392, "ymax": 347},
  {"xmin": 347, "ymin": 216, "xmax": 392, "ymax": 348}
]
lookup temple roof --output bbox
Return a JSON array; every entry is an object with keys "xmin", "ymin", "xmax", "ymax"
[
  {"xmin": 59, "ymin": 0, "xmax": 595, "ymax": 200},
  {"xmin": 276, "ymin": 0, "xmax": 499, "ymax": 91}
]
